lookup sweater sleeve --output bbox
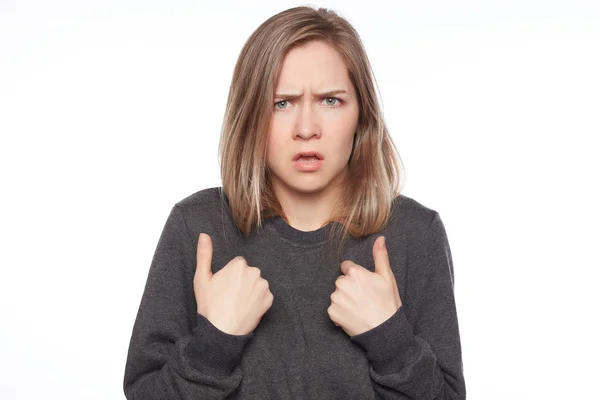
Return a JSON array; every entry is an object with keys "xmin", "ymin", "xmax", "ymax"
[
  {"xmin": 123, "ymin": 205, "xmax": 254, "ymax": 400},
  {"xmin": 349, "ymin": 212, "xmax": 466, "ymax": 399}
]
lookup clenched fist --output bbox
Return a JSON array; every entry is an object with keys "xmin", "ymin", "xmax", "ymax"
[{"xmin": 193, "ymin": 233, "xmax": 274, "ymax": 336}]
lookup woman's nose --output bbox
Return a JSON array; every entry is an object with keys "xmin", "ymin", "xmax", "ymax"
[{"xmin": 294, "ymin": 101, "xmax": 321, "ymax": 139}]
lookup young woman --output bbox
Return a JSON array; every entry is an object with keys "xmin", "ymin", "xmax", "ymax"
[{"xmin": 123, "ymin": 6, "xmax": 466, "ymax": 399}]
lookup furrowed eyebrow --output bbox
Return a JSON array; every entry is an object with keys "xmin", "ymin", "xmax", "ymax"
[{"xmin": 274, "ymin": 89, "xmax": 348, "ymax": 98}]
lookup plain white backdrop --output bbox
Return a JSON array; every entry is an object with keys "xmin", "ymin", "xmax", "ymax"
[{"xmin": 1, "ymin": 0, "xmax": 598, "ymax": 398}]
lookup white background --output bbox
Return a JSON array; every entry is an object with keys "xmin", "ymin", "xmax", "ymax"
[{"xmin": 1, "ymin": 1, "xmax": 599, "ymax": 399}]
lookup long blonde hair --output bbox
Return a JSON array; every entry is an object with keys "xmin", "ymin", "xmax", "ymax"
[{"xmin": 218, "ymin": 6, "xmax": 406, "ymax": 261}]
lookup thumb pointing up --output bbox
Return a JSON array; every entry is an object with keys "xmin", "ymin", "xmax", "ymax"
[
  {"xmin": 373, "ymin": 236, "xmax": 402, "ymax": 309},
  {"xmin": 195, "ymin": 233, "xmax": 213, "ymax": 283}
]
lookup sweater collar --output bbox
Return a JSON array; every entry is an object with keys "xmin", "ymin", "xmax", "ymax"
[{"xmin": 266, "ymin": 215, "xmax": 335, "ymax": 246}]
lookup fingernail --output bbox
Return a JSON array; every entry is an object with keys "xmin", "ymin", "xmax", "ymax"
[
  {"xmin": 199, "ymin": 233, "xmax": 206, "ymax": 245},
  {"xmin": 381, "ymin": 236, "xmax": 386, "ymax": 249}
]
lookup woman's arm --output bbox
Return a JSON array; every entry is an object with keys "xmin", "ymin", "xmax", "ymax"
[
  {"xmin": 123, "ymin": 205, "xmax": 253, "ymax": 400},
  {"xmin": 350, "ymin": 212, "xmax": 466, "ymax": 399}
]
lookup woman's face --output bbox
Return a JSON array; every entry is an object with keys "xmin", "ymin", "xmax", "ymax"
[{"xmin": 266, "ymin": 40, "xmax": 359, "ymax": 201}]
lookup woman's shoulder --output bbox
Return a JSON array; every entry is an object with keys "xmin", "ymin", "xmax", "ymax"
[
  {"xmin": 172, "ymin": 186, "xmax": 226, "ymax": 215},
  {"xmin": 390, "ymin": 193, "xmax": 441, "ymax": 236}
]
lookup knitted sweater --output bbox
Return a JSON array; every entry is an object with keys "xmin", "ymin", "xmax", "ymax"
[{"xmin": 123, "ymin": 187, "xmax": 466, "ymax": 399}]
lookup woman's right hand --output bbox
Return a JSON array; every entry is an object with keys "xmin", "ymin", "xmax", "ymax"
[{"xmin": 193, "ymin": 233, "xmax": 274, "ymax": 336}]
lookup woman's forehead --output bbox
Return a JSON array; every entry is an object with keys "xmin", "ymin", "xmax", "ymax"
[{"xmin": 275, "ymin": 52, "xmax": 353, "ymax": 95}]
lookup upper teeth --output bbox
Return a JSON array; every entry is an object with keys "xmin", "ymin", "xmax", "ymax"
[{"xmin": 298, "ymin": 155, "xmax": 319, "ymax": 162}]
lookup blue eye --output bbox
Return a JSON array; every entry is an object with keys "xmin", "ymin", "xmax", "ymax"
[
  {"xmin": 273, "ymin": 97, "xmax": 343, "ymax": 111},
  {"xmin": 323, "ymin": 97, "xmax": 340, "ymax": 106},
  {"xmin": 275, "ymin": 100, "xmax": 290, "ymax": 110}
]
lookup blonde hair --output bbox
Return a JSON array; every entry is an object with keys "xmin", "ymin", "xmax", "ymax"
[{"xmin": 218, "ymin": 5, "xmax": 406, "ymax": 261}]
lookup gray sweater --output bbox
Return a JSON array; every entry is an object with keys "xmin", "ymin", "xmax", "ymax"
[{"xmin": 123, "ymin": 187, "xmax": 466, "ymax": 399}]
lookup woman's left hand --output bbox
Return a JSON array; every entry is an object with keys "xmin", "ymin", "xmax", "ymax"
[{"xmin": 327, "ymin": 236, "xmax": 403, "ymax": 337}]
